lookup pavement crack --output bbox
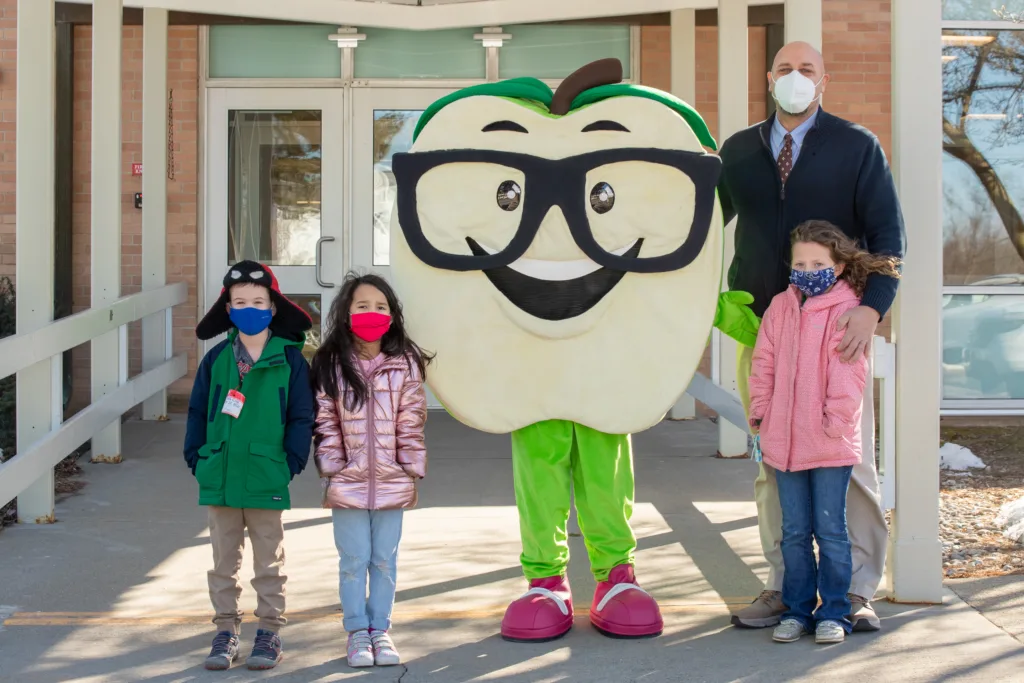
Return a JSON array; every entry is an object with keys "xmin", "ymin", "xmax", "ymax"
[{"xmin": 395, "ymin": 664, "xmax": 410, "ymax": 683}]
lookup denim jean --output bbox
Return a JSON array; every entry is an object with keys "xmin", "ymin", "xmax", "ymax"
[
  {"xmin": 332, "ymin": 508, "xmax": 404, "ymax": 633},
  {"xmin": 775, "ymin": 465, "xmax": 854, "ymax": 633}
]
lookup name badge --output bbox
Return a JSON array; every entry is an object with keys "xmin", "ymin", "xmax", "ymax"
[{"xmin": 221, "ymin": 389, "xmax": 246, "ymax": 418}]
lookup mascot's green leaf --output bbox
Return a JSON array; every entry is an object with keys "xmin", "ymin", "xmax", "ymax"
[{"xmin": 413, "ymin": 78, "xmax": 716, "ymax": 150}]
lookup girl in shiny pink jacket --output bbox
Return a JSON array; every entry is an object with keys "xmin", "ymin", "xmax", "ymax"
[
  {"xmin": 748, "ymin": 221, "xmax": 900, "ymax": 646},
  {"xmin": 311, "ymin": 273, "xmax": 432, "ymax": 669}
]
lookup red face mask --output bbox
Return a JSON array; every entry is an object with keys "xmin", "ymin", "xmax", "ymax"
[{"xmin": 350, "ymin": 312, "xmax": 391, "ymax": 342}]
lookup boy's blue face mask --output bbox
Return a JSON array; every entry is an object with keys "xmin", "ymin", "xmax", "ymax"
[
  {"xmin": 229, "ymin": 307, "xmax": 273, "ymax": 336},
  {"xmin": 790, "ymin": 267, "xmax": 837, "ymax": 297}
]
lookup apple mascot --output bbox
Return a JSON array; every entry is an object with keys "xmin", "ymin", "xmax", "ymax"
[{"xmin": 390, "ymin": 58, "xmax": 757, "ymax": 641}]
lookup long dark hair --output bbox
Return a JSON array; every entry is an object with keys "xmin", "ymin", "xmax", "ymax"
[
  {"xmin": 310, "ymin": 272, "xmax": 433, "ymax": 410},
  {"xmin": 790, "ymin": 220, "xmax": 902, "ymax": 296}
]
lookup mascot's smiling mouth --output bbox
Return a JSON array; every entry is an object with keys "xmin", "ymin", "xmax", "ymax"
[{"xmin": 466, "ymin": 237, "xmax": 643, "ymax": 321}]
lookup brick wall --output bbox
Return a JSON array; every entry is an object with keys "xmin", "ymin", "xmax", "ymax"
[{"xmin": 70, "ymin": 25, "xmax": 199, "ymax": 411}]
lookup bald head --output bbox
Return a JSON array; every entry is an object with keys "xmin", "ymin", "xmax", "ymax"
[
  {"xmin": 772, "ymin": 41, "xmax": 826, "ymax": 80},
  {"xmin": 768, "ymin": 41, "xmax": 829, "ymax": 121}
]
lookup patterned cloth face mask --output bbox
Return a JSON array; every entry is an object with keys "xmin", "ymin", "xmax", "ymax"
[{"xmin": 790, "ymin": 267, "xmax": 837, "ymax": 297}]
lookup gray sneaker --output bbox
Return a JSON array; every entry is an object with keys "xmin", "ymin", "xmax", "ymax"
[
  {"xmin": 815, "ymin": 619, "xmax": 845, "ymax": 644},
  {"xmin": 731, "ymin": 590, "xmax": 786, "ymax": 628},
  {"xmin": 204, "ymin": 631, "xmax": 240, "ymax": 670},
  {"xmin": 848, "ymin": 594, "xmax": 881, "ymax": 632},
  {"xmin": 772, "ymin": 618, "xmax": 807, "ymax": 643}
]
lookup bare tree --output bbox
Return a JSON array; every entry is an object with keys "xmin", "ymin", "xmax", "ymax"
[{"xmin": 943, "ymin": 31, "xmax": 1024, "ymax": 264}]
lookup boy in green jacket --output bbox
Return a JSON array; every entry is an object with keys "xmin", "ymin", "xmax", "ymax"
[{"xmin": 184, "ymin": 260, "xmax": 315, "ymax": 671}]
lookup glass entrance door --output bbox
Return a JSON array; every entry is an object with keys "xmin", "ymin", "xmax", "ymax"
[
  {"xmin": 352, "ymin": 88, "xmax": 456, "ymax": 408},
  {"xmin": 205, "ymin": 89, "xmax": 344, "ymax": 358}
]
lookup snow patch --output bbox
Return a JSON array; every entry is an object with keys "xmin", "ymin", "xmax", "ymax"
[
  {"xmin": 995, "ymin": 496, "xmax": 1024, "ymax": 545},
  {"xmin": 939, "ymin": 443, "xmax": 986, "ymax": 471}
]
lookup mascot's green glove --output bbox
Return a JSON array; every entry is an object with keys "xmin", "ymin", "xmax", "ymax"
[{"xmin": 714, "ymin": 291, "xmax": 761, "ymax": 348}]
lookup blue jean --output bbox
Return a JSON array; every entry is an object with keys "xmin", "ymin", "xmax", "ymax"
[
  {"xmin": 331, "ymin": 508, "xmax": 404, "ymax": 633},
  {"xmin": 775, "ymin": 465, "xmax": 854, "ymax": 633}
]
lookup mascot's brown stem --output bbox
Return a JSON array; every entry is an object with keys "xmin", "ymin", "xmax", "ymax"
[{"xmin": 549, "ymin": 58, "xmax": 624, "ymax": 115}]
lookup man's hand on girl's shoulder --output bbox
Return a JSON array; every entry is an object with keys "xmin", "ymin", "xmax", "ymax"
[{"xmin": 836, "ymin": 306, "xmax": 879, "ymax": 363}]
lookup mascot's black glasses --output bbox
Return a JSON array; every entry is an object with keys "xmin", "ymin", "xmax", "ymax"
[{"xmin": 392, "ymin": 148, "xmax": 722, "ymax": 274}]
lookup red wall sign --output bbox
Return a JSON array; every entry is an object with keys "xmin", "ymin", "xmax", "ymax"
[{"xmin": 131, "ymin": 163, "xmax": 143, "ymax": 176}]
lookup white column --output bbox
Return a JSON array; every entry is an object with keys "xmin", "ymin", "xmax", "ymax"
[
  {"xmin": 669, "ymin": 8, "xmax": 698, "ymax": 420},
  {"xmin": 785, "ymin": 0, "xmax": 823, "ymax": 50},
  {"xmin": 670, "ymin": 9, "xmax": 696, "ymax": 105},
  {"xmin": 14, "ymin": 0, "xmax": 57, "ymax": 523},
  {"xmin": 91, "ymin": 0, "xmax": 124, "ymax": 463},
  {"xmin": 141, "ymin": 8, "xmax": 169, "ymax": 421},
  {"xmin": 888, "ymin": 0, "xmax": 943, "ymax": 603},
  {"xmin": 715, "ymin": 0, "xmax": 749, "ymax": 456}
]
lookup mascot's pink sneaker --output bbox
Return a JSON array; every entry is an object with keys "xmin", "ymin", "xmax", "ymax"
[
  {"xmin": 501, "ymin": 576, "xmax": 574, "ymax": 642},
  {"xmin": 589, "ymin": 564, "xmax": 663, "ymax": 638}
]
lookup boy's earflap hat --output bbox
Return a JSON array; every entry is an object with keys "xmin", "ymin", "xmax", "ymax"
[{"xmin": 196, "ymin": 260, "xmax": 313, "ymax": 341}]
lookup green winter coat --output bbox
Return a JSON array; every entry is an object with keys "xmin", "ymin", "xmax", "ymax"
[{"xmin": 193, "ymin": 333, "xmax": 310, "ymax": 510}]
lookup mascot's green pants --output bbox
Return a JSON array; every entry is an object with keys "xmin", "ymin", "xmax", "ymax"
[
  {"xmin": 511, "ymin": 420, "xmax": 635, "ymax": 581},
  {"xmin": 502, "ymin": 420, "xmax": 661, "ymax": 642}
]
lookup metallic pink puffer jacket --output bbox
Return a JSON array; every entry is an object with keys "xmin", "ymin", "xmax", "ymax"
[{"xmin": 313, "ymin": 353, "xmax": 427, "ymax": 510}]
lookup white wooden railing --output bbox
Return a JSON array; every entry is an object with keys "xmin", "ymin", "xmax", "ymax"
[
  {"xmin": 0, "ymin": 283, "xmax": 188, "ymax": 509},
  {"xmin": 873, "ymin": 336, "xmax": 897, "ymax": 511}
]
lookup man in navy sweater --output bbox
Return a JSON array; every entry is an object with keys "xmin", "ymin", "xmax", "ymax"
[{"xmin": 719, "ymin": 41, "xmax": 905, "ymax": 633}]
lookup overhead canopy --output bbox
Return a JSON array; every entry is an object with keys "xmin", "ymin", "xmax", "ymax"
[{"xmin": 55, "ymin": 0, "xmax": 782, "ymax": 30}]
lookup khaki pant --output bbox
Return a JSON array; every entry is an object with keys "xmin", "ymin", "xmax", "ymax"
[
  {"xmin": 207, "ymin": 506, "xmax": 287, "ymax": 634},
  {"xmin": 737, "ymin": 344, "xmax": 888, "ymax": 600}
]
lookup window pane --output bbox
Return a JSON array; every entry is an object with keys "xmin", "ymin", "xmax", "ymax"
[
  {"xmin": 209, "ymin": 26, "xmax": 341, "ymax": 79},
  {"xmin": 354, "ymin": 28, "xmax": 485, "ymax": 79},
  {"xmin": 286, "ymin": 294, "xmax": 323, "ymax": 361},
  {"xmin": 942, "ymin": 30, "xmax": 1024, "ymax": 285},
  {"xmin": 499, "ymin": 25, "xmax": 631, "ymax": 80},
  {"xmin": 943, "ymin": 293, "xmax": 1024, "ymax": 399},
  {"xmin": 228, "ymin": 110, "xmax": 322, "ymax": 266},
  {"xmin": 373, "ymin": 110, "xmax": 424, "ymax": 266},
  {"xmin": 943, "ymin": 0, "xmax": 1024, "ymax": 21}
]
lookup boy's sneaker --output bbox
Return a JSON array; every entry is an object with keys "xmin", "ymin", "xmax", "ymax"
[
  {"xmin": 371, "ymin": 630, "xmax": 401, "ymax": 666},
  {"xmin": 347, "ymin": 630, "xmax": 374, "ymax": 668},
  {"xmin": 204, "ymin": 631, "xmax": 240, "ymax": 670},
  {"xmin": 246, "ymin": 629, "xmax": 283, "ymax": 670},
  {"xmin": 815, "ymin": 620, "xmax": 845, "ymax": 644},
  {"xmin": 848, "ymin": 594, "xmax": 882, "ymax": 631},
  {"xmin": 731, "ymin": 590, "xmax": 786, "ymax": 628},
  {"xmin": 772, "ymin": 618, "xmax": 808, "ymax": 643}
]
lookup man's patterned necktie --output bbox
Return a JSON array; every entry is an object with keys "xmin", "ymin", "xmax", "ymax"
[{"xmin": 777, "ymin": 133, "xmax": 794, "ymax": 184}]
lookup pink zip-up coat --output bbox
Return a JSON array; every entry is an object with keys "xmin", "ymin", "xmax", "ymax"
[
  {"xmin": 748, "ymin": 280, "xmax": 869, "ymax": 473},
  {"xmin": 313, "ymin": 353, "xmax": 427, "ymax": 510}
]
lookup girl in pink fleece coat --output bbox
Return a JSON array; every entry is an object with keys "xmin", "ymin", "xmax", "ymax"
[{"xmin": 748, "ymin": 220, "xmax": 900, "ymax": 645}]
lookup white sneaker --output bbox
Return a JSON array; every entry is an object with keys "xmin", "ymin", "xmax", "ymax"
[
  {"xmin": 815, "ymin": 620, "xmax": 845, "ymax": 644},
  {"xmin": 772, "ymin": 618, "xmax": 808, "ymax": 643},
  {"xmin": 346, "ymin": 630, "xmax": 374, "ymax": 668},
  {"xmin": 371, "ymin": 630, "xmax": 401, "ymax": 666}
]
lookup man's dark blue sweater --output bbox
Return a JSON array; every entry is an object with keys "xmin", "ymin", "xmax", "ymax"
[{"xmin": 718, "ymin": 109, "xmax": 906, "ymax": 319}]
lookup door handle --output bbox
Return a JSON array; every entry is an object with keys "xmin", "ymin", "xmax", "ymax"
[{"xmin": 316, "ymin": 236, "xmax": 336, "ymax": 288}]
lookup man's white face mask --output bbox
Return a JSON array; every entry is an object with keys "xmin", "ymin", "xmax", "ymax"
[{"xmin": 771, "ymin": 71, "xmax": 823, "ymax": 115}]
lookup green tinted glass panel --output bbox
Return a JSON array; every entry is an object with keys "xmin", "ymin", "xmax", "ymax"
[
  {"xmin": 942, "ymin": 0, "xmax": 1024, "ymax": 20},
  {"xmin": 209, "ymin": 25, "xmax": 341, "ymax": 79},
  {"xmin": 499, "ymin": 25, "xmax": 631, "ymax": 79},
  {"xmin": 354, "ymin": 28, "xmax": 484, "ymax": 79}
]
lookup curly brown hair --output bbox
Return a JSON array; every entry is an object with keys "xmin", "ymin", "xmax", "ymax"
[{"xmin": 790, "ymin": 220, "xmax": 901, "ymax": 296}]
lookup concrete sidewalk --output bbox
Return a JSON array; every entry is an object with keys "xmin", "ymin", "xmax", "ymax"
[{"xmin": 0, "ymin": 415, "xmax": 1022, "ymax": 683}]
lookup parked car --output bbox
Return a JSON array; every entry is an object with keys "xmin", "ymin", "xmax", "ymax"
[{"xmin": 943, "ymin": 275, "xmax": 1024, "ymax": 398}]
